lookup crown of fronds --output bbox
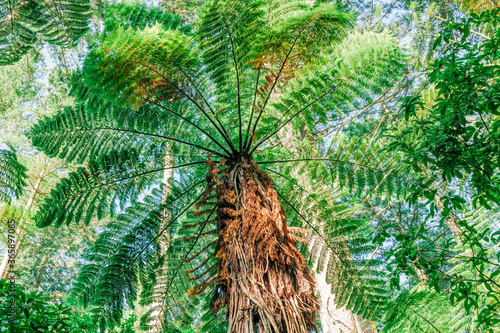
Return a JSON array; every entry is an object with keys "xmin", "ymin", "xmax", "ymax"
[{"xmin": 29, "ymin": 1, "xmax": 409, "ymax": 330}]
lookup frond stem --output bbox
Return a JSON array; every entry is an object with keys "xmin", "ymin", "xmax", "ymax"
[
  {"xmin": 134, "ymin": 60, "xmax": 237, "ymax": 154},
  {"xmin": 246, "ymin": 27, "xmax": 306, "ymax": 151},
  {"xmin": 243, "ymin": 69, "xmax": 261, "ymax": 151},
  {"xmin": 258, "ymin": 158, "xmax": 387, "ymax": 172},
  {"xmin": 151, "ymin": 101, "xmax": 232, "ymax": 156},
  {"xmin": 249, "ymin": 82, "xmax": 339, "ymax": 155},
  {"xmin": 68, "ymin": 161, "xmax": 208, "ymax": 203},
  {"xmin": 73, "ymin": 126, "xmax": 227, "ymax": 157},
  {"xmin": 221, "ymin": 13, "xmax": 242, "ymax": 152},
  {"xmin": 176, "ymin": 66, "xmax": 236, "ymax": 153}
]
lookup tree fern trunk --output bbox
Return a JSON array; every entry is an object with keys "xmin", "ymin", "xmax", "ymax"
[{"xmin": 205, "ymin": 158, "xmax": 318, "ymax": 333}]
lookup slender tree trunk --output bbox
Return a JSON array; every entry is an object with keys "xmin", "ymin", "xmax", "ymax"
[
  {"xmin": 282, "ymin": 126, "xmax": 377, "ymax": 333},
  {"xmin": 33, "ymin": 255, "xmax": 49, "ymax": 290},
  {"xmin": 312, "ymin": 242, "xmax": 357, "ymax": 333},
  {"xmin": 0, "ymin": 168, "xmax": 44, "ymax": 280},
  {"xmin": 145, "ymin": 151, "xmax": 173, "ymax": 332}
]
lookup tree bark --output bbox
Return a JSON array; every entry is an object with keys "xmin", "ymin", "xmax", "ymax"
[
  {"xmin": 201, "ymin": 158, "xmax": 318, "ymax": 333},
  {"xmin": 146, "ymin": 151, "xmax": 173, "ymax": 332}
]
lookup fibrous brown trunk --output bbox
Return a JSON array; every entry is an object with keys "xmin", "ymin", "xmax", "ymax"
[{"xmin": 197, "ymin": 157, "xmax": 318, "ymax": 333}]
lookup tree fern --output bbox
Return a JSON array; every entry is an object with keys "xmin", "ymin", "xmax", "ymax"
[{"xmin": 30, "ymin": 1, "xmax": 410, "ymax": 331}]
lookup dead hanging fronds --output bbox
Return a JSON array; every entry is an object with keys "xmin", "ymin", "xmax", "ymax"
[
  {"xmin": 287, "ymin": 226, "xmax": 311, "ymax": 244},
  {"xmin": 184, "ymin": 156, "xmax": 318, "ymax": 332}
]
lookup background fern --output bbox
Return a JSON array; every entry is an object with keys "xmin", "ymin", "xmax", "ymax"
[{"xmin": 0, "ymin": 0, "xmax": 91, "ymax": 66}]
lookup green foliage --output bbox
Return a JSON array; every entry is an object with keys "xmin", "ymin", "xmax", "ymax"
[
  {"xmin": 459, "ymin": 0, "xmax": 500, "ymax": 13},
  {"xmin": 0, "ymin": 53, "xmax": 39, "ymax": 113},
  {"xmin": 382, "ymin": 287, "xmax": 478, "ymax": 333},
  {"xmin": 0, "ymin": 278, "xmax": 94, "ymax": 332},
  {"xmin": 11, "ymin": 0, "xmax": 500, "ymax": 332},
  {"xmin": 0, "ymin": 147, "xmax": 27, "ymax": 203},
  {"xmin": 28, "ymin": 0, "xmax": 412, "ymax": 331},
  {"xmin": 30, "ymin": 103, "xmax": 210, "ymax": 228},
  {"xmin": 102, "ymin": 2, "xmax": 192, "ymax": 36},
  {"xmin": 380, "ymin": 206, "xmax": 500, "ymax": 331},
  {"xmin": 119, "ymin": 313, "xmax": 138, "ymax": 333},
  {"xmin": 0, "ymin": 0, "xmax": 91, "ymax": 66},
  {"xmin": 395, "ymin": 9, "xmax": 500, "ymax": 210}
]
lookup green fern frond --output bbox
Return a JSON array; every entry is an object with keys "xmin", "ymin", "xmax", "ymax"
[
  {"xmin": 73, "ymin": 180, "xmax": 207, "ymax": 329},
  {"xmin": 0, "ymin": 0, "xmax": 91, "ymax": 66},
  {"xmin": 252, "ymin": 30, "xmax": 406, "ymax": 152},
  {"xmin": 0, "ymin": 147, "xmax": 27, "ymax": 202},
  {"xmin": 258, "ymin": 135, "xmax": 409, "ymax": 200},
  {"xmin": 33, "ymin": 147, "xmax": 207, "ymax": 228},
  {"xmin": 271, "ymin": 169, "xmax": 390, "ymax": 320},
  {"xmin": 257, "ymin": 2, "xmax": 353, "ymax": 64},
  {"xmin": 382, "ymin": 287, "xmax": 478, "ymax": 333},
  {"xmin": 459, "ymin": 0, "xmax": 500, "ymax": 13},
  {"xmin": 38, "ymin": 0, "xmax": 91, "ymax": 46},
  {"xmin": 102, "ymin": 1, "xmax": 191, "ymax": 36}
]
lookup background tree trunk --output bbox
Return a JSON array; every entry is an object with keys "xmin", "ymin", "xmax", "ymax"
[
  {"xmin": 282, "ymin": 126, "xmax": 377, "ymax": 333},
  {"xmin": 145, "ymin": 151, "xmax": 173, "ymax": 332},
  {"xmin": 0, "ymin": 166, "xmax": 45, "ymax": 280}
]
